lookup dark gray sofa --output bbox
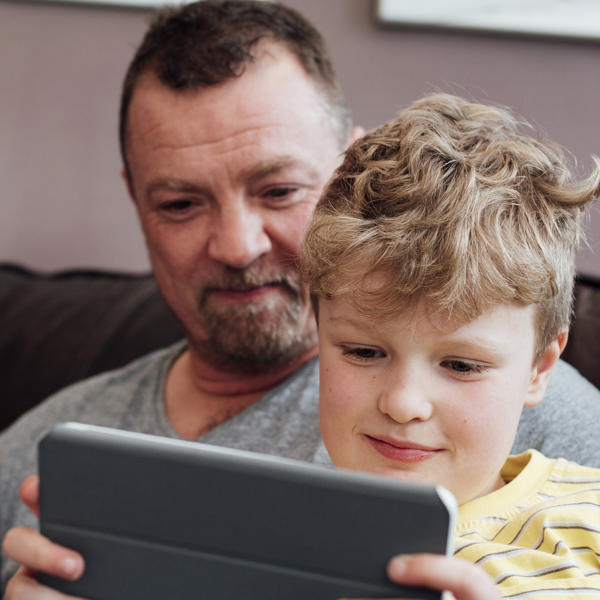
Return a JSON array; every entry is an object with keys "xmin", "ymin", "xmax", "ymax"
[
  {"xmin": 0, "ymin": 264, "xmax": 182, "ymax": 431},
  {"xmin": 1, "ymin": 263, "xmax": 598, "ymax": 432}
]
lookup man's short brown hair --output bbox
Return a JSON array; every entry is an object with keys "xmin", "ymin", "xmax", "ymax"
[
  {"xmin": 302, "ymin": 93, "xmax": 600, "ymax": 358},
  {"xmin": 119, "ymin": 0, "xmax": 350, "ymax": 178}
]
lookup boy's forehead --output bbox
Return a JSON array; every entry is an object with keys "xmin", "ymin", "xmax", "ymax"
[{"xmin": 319, "ymin": 293, "xmax": 537, "ymax": 346}]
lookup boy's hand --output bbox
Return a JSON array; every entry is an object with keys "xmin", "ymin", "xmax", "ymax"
[
  {"xmin": 2, "ymin": 475, "xmax": 86, "ymax": 600},
  {"xmin": 385, "ymin": 553, "xmax": 501, "ymax": 600},
  {"xmin": 341, "ymin": 554, "xmax": 501, "ymax": 600}
]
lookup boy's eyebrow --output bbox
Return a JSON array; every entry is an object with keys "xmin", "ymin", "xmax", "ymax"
[
  {"xmin": 326, "ymin": 314, "xmax": 511, "ymax": 354},
  {"xmin": 435, "ymin": 330, "xmax": 517, "ymax": 359},
  {"xmin": 439, "ymin": 337, "xmax": 505, "ymax": 356},
  {"xmin": 325, "ymin": 315, "xmax": 378, "ymax": 332}
]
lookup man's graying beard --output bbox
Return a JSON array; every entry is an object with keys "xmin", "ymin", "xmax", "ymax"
[{"xmin": 192, "ymin": 266, "xmax": 316, "ymax": 373}]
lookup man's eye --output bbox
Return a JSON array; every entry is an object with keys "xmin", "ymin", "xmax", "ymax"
[
  {"xmin": 341, "ymin": 346, "xmax": 385, "ymax": 361},
  {"xmin": 157, "ymin": 198, "xmax": 208, "ymax": 220},
  {"xmin": 263, "ymin": 187, "xmax": 301, "ymax": 206},
  {"xmin": 161, "ymin": 199, "xmax": 193, "ymax": 212},
  {"xmin": 266, "ymin": 187, "xmax": 297, "ymax": 198}
]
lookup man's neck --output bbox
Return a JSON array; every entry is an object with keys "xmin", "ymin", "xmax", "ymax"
[{"xmin": 164, "ymin": 345, "xmax": 318, "ymax": 439}]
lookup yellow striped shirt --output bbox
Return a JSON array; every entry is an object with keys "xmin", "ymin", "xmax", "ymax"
[{"xmin": 456, "ymin": 450, "xmax": 600, "ymax": 598}]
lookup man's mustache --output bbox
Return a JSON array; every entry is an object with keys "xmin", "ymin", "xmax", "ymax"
[{"xmin": 198, "ymin": 267, "xmax": 302, "ymax": 304}]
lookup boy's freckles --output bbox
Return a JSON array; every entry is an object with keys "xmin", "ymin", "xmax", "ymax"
[{"xmin": 317, "ymin": 296, "xmax": 540, "ymax": 505}]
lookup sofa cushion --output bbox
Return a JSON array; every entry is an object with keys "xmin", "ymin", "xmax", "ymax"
[{"xmin": 0, "ymin": 263, "xmax": 182, "ymax": 432}]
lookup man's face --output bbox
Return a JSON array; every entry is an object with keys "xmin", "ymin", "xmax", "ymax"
[
  {"xmin": 125, "ymin": 44, "xmax": 347, "ymax": 373},
  {"xmin": 318, "ymin": 296, "xmax": 554, "ymax": 505}
]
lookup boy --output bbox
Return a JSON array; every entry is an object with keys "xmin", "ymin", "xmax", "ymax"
[{"xmin": 301, "ymin": 93, "xmax": 600, "ymax": 598}]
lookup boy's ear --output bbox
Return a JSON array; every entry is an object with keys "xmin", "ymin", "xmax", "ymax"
[{"xmin": 525, "ymin": 330, "xmax": 569, "ymax": 407}]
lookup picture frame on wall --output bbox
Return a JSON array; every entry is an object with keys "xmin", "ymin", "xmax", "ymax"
[
  {"xmin": 34, "ymin": 0, "xmax": 268, "ymax": 7},
  {"xmin": 375, "ymin": 0, "xmax": 600, "ymax": 42},
  {"xmin": 35, "ymin": 0, "xmax": 191, "ymax": 6}
]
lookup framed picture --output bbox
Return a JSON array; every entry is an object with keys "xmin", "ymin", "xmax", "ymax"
[
  {"xmin": 35, "ymin": 0, "xmax": 189, "ymax": 6},
  {"xmin": 375, "ymin": 0, "xmax": 600, "ymax": 42},
  {"xmin": 35, "ymin": 0, "xmax": 268, "ymax": 7}
]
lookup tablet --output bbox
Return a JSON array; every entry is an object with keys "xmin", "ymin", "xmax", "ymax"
[{"xmin": 38, "ymin": 422, "xmax": 456, "ymax": 600}]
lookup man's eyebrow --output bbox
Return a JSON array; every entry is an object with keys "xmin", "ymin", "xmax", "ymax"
[
  {"xmin": 144, "ymin": 157, "xmax": 319, "ymax": 197},
  {"xmin": 146, "ymin": 178, "xmax": 206, "ymax": 197},
  {"xmin": 242, "ymin": 156, "xmax": 319, "ymax": 183}
]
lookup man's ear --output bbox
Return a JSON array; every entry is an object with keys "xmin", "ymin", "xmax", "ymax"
[
  {"xmin": 525, "ymin": 330, "xmax": 569, "ymax": 407},
  {"xmin": 121, "ymin": 168, "xmax": 136, "ymax": 204},
  {"xmin": 348, "ymin": 125, "xmax": 365, "ymax": 146}
]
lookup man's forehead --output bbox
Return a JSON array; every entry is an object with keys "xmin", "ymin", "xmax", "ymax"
[
  {"xmin": 128, "ymin": 42, "xmax": 326, "ymax": 123},
  {"xmin": 128, "ymin": 72, "xmax": 335, "ymax": 157},
  {"xmin": 125, "ymin": 55, "xmax": 342, "ymax": 179}
]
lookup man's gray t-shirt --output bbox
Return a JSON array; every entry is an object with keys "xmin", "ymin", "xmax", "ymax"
[
  {"xmin": 0, "ymin": 341, "xmax": 321, "ymax": 588},
  {"xmin": 0, "ymin": 344, "xmax": 598, "ymax": 589}
]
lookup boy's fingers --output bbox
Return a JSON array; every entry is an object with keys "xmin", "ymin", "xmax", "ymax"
[
  {"xmin": 2, "ymin": 527, "xmax": 84, "ymax": 581},
  {"xmin": 5, "ymin": 566, "xmax": 87, "ymax": 600},
  {"xmin": 19, "ymin": 475, "xmax": 41, "ymax": 518},
  {"xmin": 387, "ymin": 554, "xmax": 501, "ymax": 600}
]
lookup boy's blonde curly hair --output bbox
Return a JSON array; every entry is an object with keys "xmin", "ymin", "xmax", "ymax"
[{"xmin": 302, "ymin": 93, "xmax": 600, "ymax": 359}]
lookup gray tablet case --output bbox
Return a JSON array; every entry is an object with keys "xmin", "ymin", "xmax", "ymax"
[{"xmin": 38, "ymin": 422, "xmax": 456, "ymax": 600}]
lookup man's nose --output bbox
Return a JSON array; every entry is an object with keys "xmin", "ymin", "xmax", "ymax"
[
  {"xmin": 377, "ymin": 370, "xmax": 434, "ymax": 424},
  {"xmin": 207, "ymin": 202, "xmax": 272, "ymax": 268}
]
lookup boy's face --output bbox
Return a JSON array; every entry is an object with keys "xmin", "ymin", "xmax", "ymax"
[{"xmin": 318, "ymin": 296, "xmax": 559, "ymax": 505}]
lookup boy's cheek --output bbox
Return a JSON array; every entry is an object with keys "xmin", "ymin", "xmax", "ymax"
[
  {"xmin": 319, "ymin": 400, "xmax": 359, "ymax": 467},
  {"xmin": 320, "ymin": 375, "xmax": 362, "ymax": 414},
  {"xmin": 320, "ymin": 359, "xmax": 352, "ymax": 402},
  {"xmin": 319, "ymin": 381, "xmax": 358, "ymax": 433},
  {"xmin": 319, "ymin": 403, "xmax": 345, "ymax": 454}
]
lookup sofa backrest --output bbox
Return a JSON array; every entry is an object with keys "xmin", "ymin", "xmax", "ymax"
[{"xmin": 0, "ymin": 264, "xmax": 182, "ymax": 431}]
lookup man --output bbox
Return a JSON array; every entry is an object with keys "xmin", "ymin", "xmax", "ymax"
[{"xmin": 2, "ymin": 1, "xmax": 600, "ymax": 598}]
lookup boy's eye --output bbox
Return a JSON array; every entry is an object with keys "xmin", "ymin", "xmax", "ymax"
[
  {"xmin": 442, "ymin": 359, "xmax": 486, "ymax": 375},
  {"xmin": 341, "ymin": 345, "xmax": 386, "ymax": 361}
]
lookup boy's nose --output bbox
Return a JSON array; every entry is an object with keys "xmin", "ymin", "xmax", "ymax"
[
  {"xmin": 208, "ymin": 202, "xmax": 272, "ymax": 269},
  {"xmin": 377, "ymin": 375, "xmax": 434, "ymax": 424}
]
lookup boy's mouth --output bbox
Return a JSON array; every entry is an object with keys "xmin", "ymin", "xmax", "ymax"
[{"xmin": 365, "ymin": 435, "xmax": 442, "ymax": 463}]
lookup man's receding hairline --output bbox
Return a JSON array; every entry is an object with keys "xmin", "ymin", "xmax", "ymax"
[{"xmin": 122, "ymin": 43, "xmax": 346, "ymax": 172}]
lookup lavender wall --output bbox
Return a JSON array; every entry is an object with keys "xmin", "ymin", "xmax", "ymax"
[{"xmin": 1, "ymin": 0, "xmax": 599, "ymax": 274}]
